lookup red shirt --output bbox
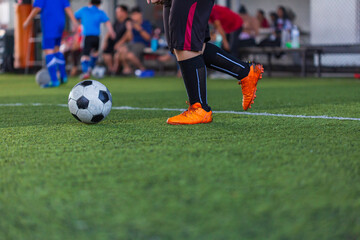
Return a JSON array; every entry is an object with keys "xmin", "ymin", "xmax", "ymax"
[
  {"xmin": 260, "ymin": 18, "xmax": 270, "ymax": 28},
  {"xmin": 209, "ymin": 5, "xmax": 243, "ymax": 34}
]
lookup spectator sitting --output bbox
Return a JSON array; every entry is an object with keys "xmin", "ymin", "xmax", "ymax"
[
  {"xmin": 269, "ymin": 12, "xmax": 278, "ymax": 29},
  {"xmin": 208, "ymin": 4, "xmax": 243, "ymax": 53},
  {"xmin": 258, "ymin": 6, "xmax": 292, "ymax": 47},
  {"xmin": 257, "ymin": 9, "xmax": 270, "ymax": 28},
  {"xmin": 117, "ymin": 6, "xmax": 152, "ymax": 75},
  {"xmin": 276, "ymin": 6, "xmax": 293, "ymax": 33},
  {"xmin": 102, "ymin": 5, "xmax": 132, "ymax": 75},
  {"xmin": 238, "ymin": 5, "xmax": 259, "ymax": 48}
]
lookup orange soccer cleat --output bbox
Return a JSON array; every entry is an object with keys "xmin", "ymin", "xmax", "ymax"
[
  {"xmin": 167, "ymin": 102, "xmax": 213, "ymax": 125},
  {"xmin": 239, "ymin": 63, "xmax": 264, "ymax": 111}
]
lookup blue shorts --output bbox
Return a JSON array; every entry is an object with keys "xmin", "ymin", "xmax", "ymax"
[{"xmin": 42, "ymin": 37, "xmax": 62, "ymax": 50}]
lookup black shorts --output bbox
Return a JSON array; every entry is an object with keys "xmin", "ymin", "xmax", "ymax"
[
  {"xmin": 83, "ymin": 36, "xmax": 100, "ymax": 56},
  {"xmin": 103, "ymin": 39, "xmax": 115, "ymax": 54},
  {"xmin": 163, "ymin": 0, "xmax": 214, "ymax": 52}
]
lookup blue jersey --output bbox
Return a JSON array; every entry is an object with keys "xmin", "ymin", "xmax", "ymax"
[
  {"xmin": 75, "ymin": 6, "xmax": 109, "ymax": 36},
  {"xmin": 133, "ymin": 20, "xmax": 152, "ymax": 46},
  {"xmin": 33, "ymin": 0, "xmax": 70, "ymax": 38}
]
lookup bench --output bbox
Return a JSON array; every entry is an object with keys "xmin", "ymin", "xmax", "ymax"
[
  {"xmin": 143, "ymin": 48, "xmax": 177, "ymax": 75},
  {"xmin": 309, "ymin": 44, "xmax": 360, "ymax": 77},
  {"xmin": 240, "ymin": 44, "xmax": 360, "ymax": 77}
]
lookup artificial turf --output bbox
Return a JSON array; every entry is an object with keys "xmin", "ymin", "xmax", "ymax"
[{"xmin": 0, "ymin": 74, "xmax": 359, "ymax": 240}]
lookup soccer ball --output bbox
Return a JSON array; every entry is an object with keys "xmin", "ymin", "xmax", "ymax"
[
  {"xmin": 91, "ymin": 66, "xmax": 106, "ymax": 79},
  {"xmin": 68, "ymin": 80, "xmax": 112, "ymax": 124},
  {"xmin": 35, "ymin": 68, "xmax": 50, "ymax": 86}
]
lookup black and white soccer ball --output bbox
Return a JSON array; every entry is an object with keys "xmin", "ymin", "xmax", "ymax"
[
  {"xmin": 68, "ymin": 80, "xmax": 112, "ymax": 124},
  {"xmin": 35, "ymin": 68, "xmax": 51, "ymax": 86},
  {"xmin": 91, "ymin": 66, "xmax": 106, "ymax": 79}
]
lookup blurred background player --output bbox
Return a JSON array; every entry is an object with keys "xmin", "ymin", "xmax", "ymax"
[
  {"xmin": 75, "ymin": 0, "xmax": 116, "ymax": 80},
  {"xmin": 23, "ymin": 0, "xmax": 78, "ymax": 88},
  {"xmin": 149, "ymin": 0, "xmax": 263, "ymax": 125},
  {"xmin": 208, "ymin": 4, "xmax": 243, "ymax": 53},
  {"xmin": 102, "ymin": 5, "xmax": 132, "ymax": 75}
]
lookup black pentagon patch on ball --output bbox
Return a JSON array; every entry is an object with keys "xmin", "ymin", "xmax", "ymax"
[
  {"xmin": 91, "ymin": 114, "xmax": 104, "ymax": 123},
  {"xmin": 80, "ymin": 80, "xmax": 93, "ymax": 87},
  {"xmin": 98, "ymin": 90, "xmax": 110, "ymax": 104},
  {"xmin": 72, "ymin": 114, "xmax": 82, "ymax": 122},
  {"xmin": 77, "ymin": 96, "xmax": 89, "ymax": 109}
]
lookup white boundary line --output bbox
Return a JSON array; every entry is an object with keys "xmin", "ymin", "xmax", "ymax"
[{"xmin": 1, "ymin": 103, "xmax": 360, "ymax": 121}]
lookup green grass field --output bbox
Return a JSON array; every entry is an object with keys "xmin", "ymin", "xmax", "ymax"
[{"xmin": 0, "ymin": 74, "xmax": 359, "ymax": 240}]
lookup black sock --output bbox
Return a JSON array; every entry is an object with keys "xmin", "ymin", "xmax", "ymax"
[
  {"xmin": 178, "ymin": 55, "xmax": 211, "ymax": 112},
  {"xmin": 203, "ymin": 42, "xmax": 250, "ymax": 80}
]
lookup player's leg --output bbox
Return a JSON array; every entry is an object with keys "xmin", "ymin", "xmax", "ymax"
[
  {"xmin": 54, "ymin": 38, "xmax": 68, "ymax": 84},
  {"xmin": 202, "ymin": 42, "xmax": 264, "ymax": 111},
  {"xmin": 71, "ymin": 49, "xmax": 81, "ymax": 76},
  {"xmin": 81, "ymin": 54, "xmax": 90, "ymax": 75},
  {"xmin": 88, "ymin": 36, "xmax": 100, "ymax": 71},
  {"xmin": 165, "ymin": 0, "xmax": 214, "ymax": 125},
  {"xmin": 103, "ymin": 53, "xmax": 113, "ymax": 73},
  {"xmin": 203, "ymin": 42, "xmax": 250, "ymax": 80},
  {"xmin": 43, "ymin": 38, "xmax": 60, "ymax": 87},
  {"xmin": 115, "ymin": 46, "xmax": 131, "ymax": 75},
  {"xmin": 174, "ymin": 50, "xmax": 208, "ymax": 109},
  {"xmin": 89, "ymin": 52, "xmax": 98, "ymax": 71},
  {"xmin": 80, "ymin": 55, "xmax": 91, "ymax": 80},
  {"xmin": 103, "ymin": 39, "xmax": 115, "ymax": 74},
  {"xmin": 118, "ymin": 46, "xmax": 132, "ymax": 75},
  {"xmin": 112, "ymin": 52, "xmax": 120, "ymax": 75},
  {"xmin": 126, "ymin": 52, "xmax": 145, "ymax": 71},
  {"xmin": 125, "ymin": 43, "xmax": 146, "ymax": 74},
  {"xmin": 80, "ymin": 36, "xmax": 92, "ymax": 80}
]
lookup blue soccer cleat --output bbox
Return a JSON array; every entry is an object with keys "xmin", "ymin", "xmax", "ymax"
[
  {"xmin": 61, "ymin": 76, "xmax": 68, "ymax": 84},
  {"xmin": 41, "ymin": 81, "xmax": 60, "ymax": 88}
]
